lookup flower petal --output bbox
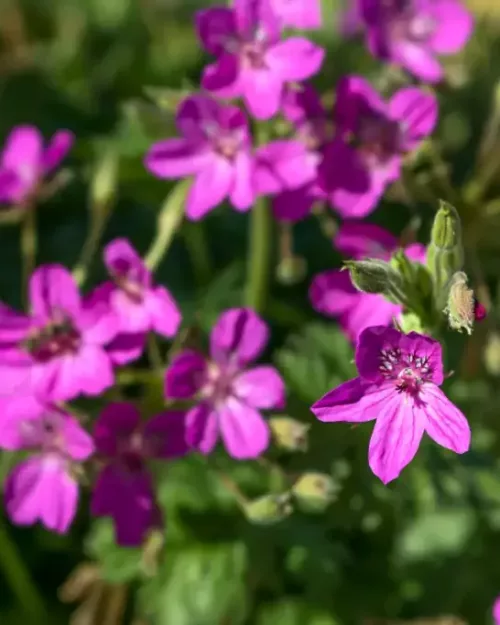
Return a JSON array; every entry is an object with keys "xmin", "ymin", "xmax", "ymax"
[
  {"xmin": 271, "ymin": 0, "xmax": 322, "ymax": 29},
  {"xmin": 202, "ymin": 54, "xmax": 242, "ymax": 99},
  {"xmin": 185, "ymin": 403, "xmax": 219, "ymax": 454},
  {"xmin": 0, "ymin": 395, "xmax": 44, "ymax": 450},
  {"xmin": 392, "ymin": 41, "xmax": 443, "ymax": 83},
  {"xmin": 106, "ymin": 333, "xmax": 146, "ymax": 365},
  {"xmin": 29, "ymin": 264, "xmax": 81, "ymax": 322},
  {"xmin": 311, "ymin": 377, "xmax": 393, "ymax": 422},
  {"xmin": 389, "ymin": 87, "xmax": 438, "ymax": 149},
  {"xmin": 145, "ymin": 138, "xmax": 210, "ymax": 178},
  {"xmin": 186, "ymin": 156, "xmax": 233, "ymax": 220},
  {"xmin": 272, "ymin": 186, "xmax": 316, "ymax": 222},
  {"xmin": 164, "ymin": 350, "xmax": 207, "ymax": 400},
  {"xmin": 368, "ymin": 393, "xmax": 425, "ymax": 484},
  {"xmin": 241, "ymin": 68, "xmax": 283, "ymax": 121},
  {"xmin": 210, "ymin": 308, "xmax": 269, "ymax": 365},
  {"xmin": 219, "ymin": 396, "xmax": 270, "ymax": 459},
  {"xmin": 195, "ymin": 7, "xmax": 237, "ymax": 55},
  {"xmin": 1, "ymin": 125, "xmax": 42, "ymax": 187},
  {"xmin": 428, "ymin": 0, "xmax": 473, "ymax": 54},
  {"xmin": 267, "ymin": 38, "xmax": 325, "ymax": 83},
  {"xmin": 144, "ymin": 410, "xmax": 190, "ymax": 459},
  {"xmin": 233, "ymin": 366, "xmax": 285, "ymax": 409},
  {"xmin": 104, "ymin": 238, "xmax": 149, "ymax": 285},
  {"xmin": 61, "ymin": 415, "xmax": 95, "ymax": 461},
  {"xmin": 145, "ymin": 286, "xmax": 181, "ymax": 338},
  {"xmin": 42, "ymin": 130, "xmax": 74, "ymax": 173},
  {"xmin": 229, "ymin": 151, "xmax": 255, "ymax": 211},
  {"xmin": 420, "ymin": 384, "xmax": 470, "ymax": 453},
  {"xmin": 335, "ymin": 221, "xmax": 396, "ymax": 260},
  {"xmin": 93, "ymin": 402, "xmax": 141, "ymax": 457},
  {"xmin": 309, "ymin": 269, "xmax": 360, "ymax": 318},
  {"xmin": 342, "ymin": 293, "xmax": 401, "ymax": 342}
]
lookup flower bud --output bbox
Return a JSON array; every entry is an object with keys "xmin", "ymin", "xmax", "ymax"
[
  {"xmin": 398, "ymin": 312, "xmax": 426, "ymax": 334},
  {"xmin": 344, "ymin": 259, "xmax": 405, "ymax": 304},
  {"xmin": 292, "ymin": 472, "xmax": 338, "ymax": 512},
  {"xmin": 269, "ymin": 416, "xmax": 309, "ymax": 452},
  {"xmin": 426, "ymin": 200, "xmax": 464, "ymax": 298},
  {"xmin": 484, "ymin": 332, "xmax": 500, "ymax": 376},
  {"xmin": 444, "ymin": 271, "xmax": 476, "ymax": 334},
  {"xmin": 243, "ymin": 493, "xmax": 293, "ymax": 525},
  {"xmin": 275, "ymin": 256, "xmax": 307, "ymax": 286}
]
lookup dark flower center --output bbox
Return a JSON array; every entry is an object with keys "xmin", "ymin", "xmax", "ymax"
[
  {"xmin": 354, "ymin": 113, "xmax": 403, "ymax": 164},
  {"xmin": 378, "ymin": 347, "xmax": 433, "ymax": 395},
  {"xmin": 239, "ymin": 31, "xmax": 268, "ymax": 70},
  {"xmin": 204, "ymin": 123, "xmax": 245, "ymax": 161},
  {"xmin": 23, "ymin": 318, "xmax": 81, "ymax": 362},
  {"xmin": 202, "ymin": 361, "xmax": 237, "ymax": 406},
  {"xmin": 112, "ymin": 259, "xmax": 144, "ymax": 303}
]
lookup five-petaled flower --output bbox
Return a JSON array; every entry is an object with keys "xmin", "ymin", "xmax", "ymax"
[
  {"xmin": 145, "ymin": 95, "xmax": 255, "ymax": 220},
  {"xmin": 165, "ymin": 307, "xmax": 285, "ymax": 459},
  {"xmin": 0, "ymin": 264, "xmax": 118, "ymax": 402},
  {"xmin": 319, "ymin": 75, "xmax": 438, "ymax": 218},
  {"xmin": 311, "ymin": 326, "xmax": 471, "ymax": 484},
  {"xmin": 357, "ymin": 0, "xmax": 473, "ymax": 83},
  {"xmin": 196, "ymin": 0, "xmax": 324, "ymax": 119},
  {"xmin": 0, "ymin": 395, "xmax": 94, "ymax": 533},
  {"xmin": 91, "ymin": 402, "xmax": 189, "ymax": 547},
  {"xmin": 310, "ymin": 222, "xmax": 426, "ymax": 340},
  {"xmin": 88, "ymin": 238, "xmax": 181, "ymax": 364},
  {"xmin": 0, "ymin": 125, "xmax": 73, "ymax": 206}
]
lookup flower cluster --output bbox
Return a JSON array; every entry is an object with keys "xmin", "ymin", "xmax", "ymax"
[{"xmin": 0, "ymin": 0, "xmax": 478, "ymax": 596}]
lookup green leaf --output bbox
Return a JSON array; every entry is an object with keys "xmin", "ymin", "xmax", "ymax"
[
  {"xmin": 275, "ymin": 322, "xmax": 355, "ymax": 403},
  {"xmin": 257, "ymin": 599, "xmax": 340, "ymax": 625},
  {"xmin": 85, "ymin": 519, "xmax": 143, "ymax": 584},
  {"xmin": 137, "ymin": 542, "xmax": 248, "ymax": 625}
]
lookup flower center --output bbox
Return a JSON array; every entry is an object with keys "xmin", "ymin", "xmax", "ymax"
[
  {"xmin": 204, "ymin": 122, "xmax": 244, "ymax": 161},
  {"xmin": 354, "ymin": 113, "xmax": 403, "ymax": 165},
  {"xmin": 385, "ymin": 0, "xmax": 437, "ymax": 44},
  {"xmin": 202, "ymin": 362, "xmax": 236, "ymax": 407},
  {"xmin": 239, "ymin": 34, "xmax": 268, "ymax": 70},
  {"xmin": 112, "ymin": 259, "xmax": 144, "ymax": 303},
  {"xmin": 23, "ymin": 318, "xmax": 81, "ymax": 362},
  {"xmin": 378, "ymin": 348, "xmax": 433, "ymax": 395}
]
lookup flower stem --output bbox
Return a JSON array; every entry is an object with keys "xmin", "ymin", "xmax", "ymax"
[
  {"xmin": 0, "ymin": 512, "xmax": 46, "ymax": 623},
  {"xmin": 20, "ymin": 206, "xmax": 36, "ymax": 308},
  {"xmin": 244, "ymin": 195, "xmax": 273, "ymax": 313},
  {"xmin": 182, "ymin": 221, "xmax": 213, "ymax": 287}
]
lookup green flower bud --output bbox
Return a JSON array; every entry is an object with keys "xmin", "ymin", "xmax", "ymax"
[
  {"xmin": 443, "ymin": 271, "xmax": 475, "ymax": 334},
  {"xmin": 244, "ymin": 493, "xmax": 293, "ymax": 525},
  {"xmin": 398, "ymin": 312, "xmax": 426, "ymax": 334},
  {"xmin": 390, "ymin": 249, "xmax": 415, "ymax": 285},
  {"xmin": 344, "ymin": 259, "xmax": 406, "ymax": 304},
  {"xmin": 275, "ymin": 256, "xmax": 307, "ymax": 286},
  {"xmin": 484, "ymin": 332, "xmax": 500, "ymax": 376},
  {"xmin": 292, "ymin": 473, "xmax": 338, "ymax": 512},
  {"xmin": 269, "ymin": 416, "xmax": 310, "ymax": 452},
  {"xmin": 426, "ymin": 200, "xmax": 464, "ymax": 299}
]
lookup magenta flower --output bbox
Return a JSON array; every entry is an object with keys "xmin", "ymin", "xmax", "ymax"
[
  {"xmin": 196, "ymin": 0, "xmax": 324, "ymax": 120},
  {"xmin": 270, "ymin": 0, "xmax": 322, "ymax": 29},
  {"xmin": 359, "ymin": 0, "xmax": 473, "ymax": 83},
  {"xmin": 145, "ymin": 95, "xmax": 255, "ymax": 220},
  {"xmin": 91, "ymin": 403, "xmax": 189, "ymax": 547},
  {"xmin": 255, "ymin": 84, "xmax": 328, "ymax": 221},
  {"xmin": 311, "ymin": 326, "xmax": 471, "ymax": 484},
  {"xmin": 310, "ymin": 222, "xmax": 426, "ymax": 340},
  {"xmin": 493, "ymin": 597, "xmax": 500, "ymax": 625},
  {"xmin": 0, "ymin": 125, "xmax": 73, "ymax": 206},
  {"xmin": 88, "ymin": 238, "xmax": 181, "ymax": 364},
  {"xmin": 165, "ymin": 308, "xmax": 285, "ymax": 459},
  {"xmin": 0, "ymin": 265, "xmax": 117, "ymax": 402},
  {"xmin": 0, "ymin": 395, "xmax": 93, "ymax": 533},
  {"xmin": 319, "ymin": 76, "xmax": 438, "ymax": 218}
]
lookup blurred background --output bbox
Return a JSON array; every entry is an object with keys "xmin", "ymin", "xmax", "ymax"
[{"xmin": 2, "ymin": 0, "xmax": 500, "ymax": 623}]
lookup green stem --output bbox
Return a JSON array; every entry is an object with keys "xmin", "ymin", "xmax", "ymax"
[
  {"xmin": 244, "ymin": 196, "xmax": 272, "ymax": 313},
  {"xmin": 20, "ymin": 207, "xmax": 36, "ymax": 308},
  {"xmin": 183, "ymin": 221, "xmax": 213, "ymax": 287},
  {"xmin": 0, "ymin": 512, "xmax": 46, "ymax": 623}
]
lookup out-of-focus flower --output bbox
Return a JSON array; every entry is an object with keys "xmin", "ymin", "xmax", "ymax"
[
  {"xmin": 256, "ymin": 84, "xmax": 328, "ymax": 221},
  {"xmin": 357, "ymin": 0, "xmax": 473, "ymax": 83},
  {"xmin": 0, "ymin": 395, "xmax": 93, "ymax": 533},
  {"xmin": 339, "ymin": 0, "xmax": 364, "ymax": 36},
  {"xmin": 319, "ymin": 76, "xmax": 438, "ymax": 218},
  {"xmin": 310, "ymin": 222, "xmax": 426, "ymax": 340},
  {"xmin": 145, "ymin": 95, "xmax": 255, "ymax": 220},
  {"xmin": 0, "ymin": 125, "xmax": 73, "ymax": 206},
  {"xmin": 311, "ymin": 326, "xmax": 470, "ymax": 484},
  {"xmin": 88, "ymin": 239, "xmax": 181, "ymax": 364},
  {"xmin": 196, "ymin": 0, "xmax": 324, "ymax": 120},
  {"xmin": 270, "ymin": 0, "xmax": 322, "ymax": 29},
  {"xmin": 91, "ymin": 402, "xmax": 189, "ymax": 547},
  {"xmin": 165, "ymin": 308, "xmax": 285, "ymax": 459},
  {"xmin": 493, "ymin": 597, "xmax": 500, "ymax": 625},
  {"xmin": 0, "ymin": 265, "xmax": 118, "ymax": 402}
]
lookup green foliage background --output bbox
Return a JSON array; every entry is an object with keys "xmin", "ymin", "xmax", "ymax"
[{"xmin": 1, "ymin": 0, "xmax": 500, "ymax": 623}]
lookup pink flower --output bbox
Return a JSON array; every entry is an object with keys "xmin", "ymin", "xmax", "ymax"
[
  {"xmin": 196, "ymin": 0, "xmax": 324, "ymax": 119},
  {"xmin": 91, "ymin": 403, "xmax": 189, "ymax": 547},
  {"xmin": 311, "ymin": 326, "xmax": 471, "ymax": 484},
  {"xmin": 319, "ymin": 76, "xmax": 438, "ymax": 218},
  {"xmin": 270, "ymin": 0, "xmax": 322, "ymax": 29},
  {"xmin": 310, "ymin": 222, "xmax": 426, "ymax": 340},
  {"xmin": 493, "ymin": 597, "xmax": 500, "ymax": 625},
  {"xmin": 0, "ymin": 125, "xmax": 73, "ymax": 206},
  {"xmin": 358, "ymin": 0, "xmax": 473, "ymax": 83},
  {"xmin": 255, "ymin": 84, "xmax": 328, "ymax": 222},
  {"xmin": 145, "ymin": 95, "xmax": 255, "ymax": 220},
  {"xmin": 88, "ymin": 238, "xmax": 181, "ymax": 364},
  {"xmin": 165, "ymin": 308, "xmax": 285, "ymax": 459},
  {"xmin": 0, "ymin": 395, "xmax": 93, "ymax": 533},
  {"xmin": 0, "ymin": 265, "xmax": 118, "ymax": 402}
]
